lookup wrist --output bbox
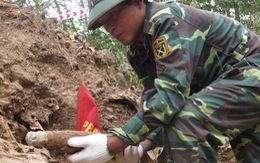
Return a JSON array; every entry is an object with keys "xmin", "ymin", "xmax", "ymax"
[
  {"xmin": 140, "ymin": 139, "xmax": 153, "ymax": 151},
  {"xmin": 106, "ymin": 145, "xmax": 116, "ymax": 158},
  {"xmin": 107, "ymin": 134, "xmax": 128, "ymax": 155}
]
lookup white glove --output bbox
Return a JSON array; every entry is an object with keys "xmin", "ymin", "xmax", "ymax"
[
  {"xmin": 124, "ymin": 145, "xmax": 143, "ymax": 163},
  {"xmin": 67, "ymin": 134, "xmax": 113, "ymax": 163}
]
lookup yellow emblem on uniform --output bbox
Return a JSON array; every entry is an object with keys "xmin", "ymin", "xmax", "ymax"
[{"xmin": 152, "ymin": 36, "xmax": 169, "ymax": 59}]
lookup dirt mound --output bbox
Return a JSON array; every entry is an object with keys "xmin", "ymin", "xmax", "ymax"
[{"xmin": 0, "ymin": 1, "xmax": 141, "ymax": 162}]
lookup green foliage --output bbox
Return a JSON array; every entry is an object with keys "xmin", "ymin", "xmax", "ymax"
[
  {"xmin": 85, "ymin": 27, "xmax": 129, "ymax": 67},
  {"xmin": 179, "ymin": 0, "xmax": 260, "ymax": 34},
  {"xmin": 13, "ymin": 0, "xmax": 51, "ymax": 10},
  {"xmin": 150, "ymin": 1, "xmax": 260, "ymax": 34}
]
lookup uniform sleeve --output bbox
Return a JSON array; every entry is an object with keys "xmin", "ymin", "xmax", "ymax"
[{"xmin": 108, "ymin": 43, "xmax": 164, "ymax": 146}]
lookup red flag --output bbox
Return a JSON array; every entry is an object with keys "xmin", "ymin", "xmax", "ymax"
[{"xmin": 76, "ymin": 83, "xmax": 101, "ymax": 133}]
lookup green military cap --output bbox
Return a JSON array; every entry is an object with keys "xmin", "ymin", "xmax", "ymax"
[{"xmin": 87, "ymin": 0, "xmax": 125, "ymax": 30}]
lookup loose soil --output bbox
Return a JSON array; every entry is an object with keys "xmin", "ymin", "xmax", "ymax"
[{"xmin": 0, "ymin": 1, "xmax": 236, "ymax": 162}]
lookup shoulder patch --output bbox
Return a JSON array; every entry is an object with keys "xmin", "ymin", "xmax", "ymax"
[{"xmin": 152, "ymin": 36, "xmax": 169, "ymax": 59}]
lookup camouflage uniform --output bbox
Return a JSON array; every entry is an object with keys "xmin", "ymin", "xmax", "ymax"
[{"xmin": 109, "ymin": 1, "xmax": 260, "ymax": 162}]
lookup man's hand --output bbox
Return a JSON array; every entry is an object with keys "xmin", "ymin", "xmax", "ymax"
[
  {"xmin": 124, "ymin": 145, "xmax": 144, "ymax": 163},
  {"xmin": 67, "ymin": 134, "xmax": 113, "ymax": 163}
]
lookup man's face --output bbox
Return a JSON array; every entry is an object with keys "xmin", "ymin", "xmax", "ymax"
[{"xmin": 98, "ymin": 1, "xmax": 146, "ymax": 45}]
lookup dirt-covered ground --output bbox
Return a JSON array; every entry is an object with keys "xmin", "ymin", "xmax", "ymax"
[{"xmin": 0, "ymin": 1, "xmax": 236, "ymax": 162}]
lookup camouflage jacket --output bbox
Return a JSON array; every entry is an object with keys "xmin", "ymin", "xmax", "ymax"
[{"xmin": 108, "ymin": 1, "xmax": 260, "ymax": 145}]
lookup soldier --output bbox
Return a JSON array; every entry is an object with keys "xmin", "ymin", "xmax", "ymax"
[{"xmin": 67, "ymin": 0, "xmax": 260, "ymax": 162}]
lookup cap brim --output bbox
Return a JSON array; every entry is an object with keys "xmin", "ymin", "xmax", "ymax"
[{"xmin": 88, "ymin": 0, "xmax": 125, "ymax": 30}]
